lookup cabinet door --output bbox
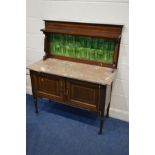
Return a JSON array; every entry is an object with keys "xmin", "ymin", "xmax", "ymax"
[
  {"xmin": 37, "ymin": 73, "xmax": 65, "ymax": 102},
  {"xmin": 66, "ymin": 79, "xmax": 99, "ymax": 112}
]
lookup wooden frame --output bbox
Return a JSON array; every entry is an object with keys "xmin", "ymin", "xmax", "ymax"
[
  {"xmin": 29, "ymin": 20, "xmax": 123, "ymax": 134},
  {"xmin": 41, "ymin": 20, "xmax": 123, "ymax": 68}
]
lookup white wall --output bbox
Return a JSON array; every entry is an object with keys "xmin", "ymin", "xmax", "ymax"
[{"xmin": 26, "ymin": 0, "xmax": 129, "ymax": 121}]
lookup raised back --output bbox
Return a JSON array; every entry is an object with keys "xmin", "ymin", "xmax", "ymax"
[{"xmin": 41, "ymin": 20, "xmax": 123, "ymax": 68}]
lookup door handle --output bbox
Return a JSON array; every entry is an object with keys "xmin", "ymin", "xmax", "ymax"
[{"xmin": 41, "ymin": 78, "xmax": 44, "ymax": 82}]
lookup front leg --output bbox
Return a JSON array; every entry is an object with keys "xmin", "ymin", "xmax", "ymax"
[
  {"xmin": 99, "ymin": 113, "xmax": 104, "ymax": 134},
  {"xmin": 98, "ymin": 85, "xmax": 106, "ymax": 134},
  {"xmin": 34, "ymin": 98, "xmax": 38, "ymax": 113}
]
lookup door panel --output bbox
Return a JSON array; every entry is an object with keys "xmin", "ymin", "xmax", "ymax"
[
  {"xmin": 30, "ymin": 71, "xmax": 100, "ymax": 112},
  {"xmin": 66, "ymin": 79, "xmax": 99, "ymax": 112},
  {"xmin": 37, "ymin": 73, "xmax": 65, "ymax": 102}
]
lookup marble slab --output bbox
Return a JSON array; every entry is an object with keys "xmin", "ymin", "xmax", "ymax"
[{"xmin": 27, "ymin": 58, "xmax": 117, "ymax": 85}]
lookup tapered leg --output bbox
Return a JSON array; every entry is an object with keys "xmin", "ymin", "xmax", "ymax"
[
  {"xmin": 34, "ymin": 98, "xmax": 38, "ymax": 113},
  {"xmin": 98, "ymin": 117, "xmax": 104, "ymax": 134},
  {"xmin": 98, "ymin": 85, "xmax": 106, "ymax": 135}
]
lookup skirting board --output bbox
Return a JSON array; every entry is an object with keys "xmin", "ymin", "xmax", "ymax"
[
  {"xmin": 26, "ymin": 86, "xmax": 129, "ymax": 122},
  {"xmin": 109, "ymin": 108, "xmax": 129, "ymax": 122}
]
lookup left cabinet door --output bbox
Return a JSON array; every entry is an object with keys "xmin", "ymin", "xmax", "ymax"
[{"xmin": 30, "ymin": 71, "xmax": 66, "ymax": 102}]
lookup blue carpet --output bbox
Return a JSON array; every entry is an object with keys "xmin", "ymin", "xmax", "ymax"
[{"xmin": 26, "ymin": 94, "xmax": 129, "ymax": 155}]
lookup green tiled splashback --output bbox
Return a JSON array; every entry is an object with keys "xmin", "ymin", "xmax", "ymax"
[{"xmin": 50, "ymin": 33, "xmax": 116, "ymax": 64}]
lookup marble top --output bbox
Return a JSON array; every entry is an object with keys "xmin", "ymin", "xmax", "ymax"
[{"xmin": 27, "ymin": 58, "xmax": 117, "ymax": 85}]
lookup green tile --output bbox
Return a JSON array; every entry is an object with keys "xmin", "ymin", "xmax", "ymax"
[{"xmin": 50, "ymin": 33, "xmax": 115, "ymax": 64}]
